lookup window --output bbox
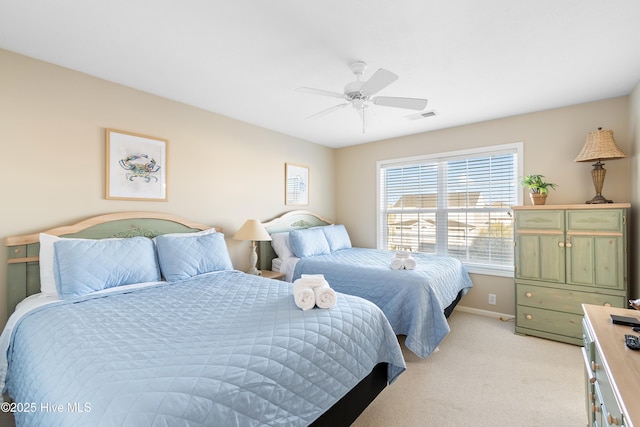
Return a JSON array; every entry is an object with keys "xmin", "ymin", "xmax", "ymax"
[{"xmin": 377, "ymin": 143, "xmax": 522, "ymax": 276}]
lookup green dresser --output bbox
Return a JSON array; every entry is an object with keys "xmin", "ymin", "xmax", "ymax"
[{"xmin": 513, "ymin": 204, "xmax": 630, "ymax": 345}]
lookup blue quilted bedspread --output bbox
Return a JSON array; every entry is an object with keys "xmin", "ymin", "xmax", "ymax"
[
  {"xmin": 5, "ymin": 271, "xmax": 405, "ymax": 426},
  {"xmin": 292, "ymin": 248, "xmax": 473, "ymax": 358}
]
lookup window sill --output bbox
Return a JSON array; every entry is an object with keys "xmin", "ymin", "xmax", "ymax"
[{"xmin": 463, "ymin": 264, "xmax": 514, "ymax": 278}]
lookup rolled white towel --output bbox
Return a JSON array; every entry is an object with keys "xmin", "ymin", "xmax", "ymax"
[
  {"xmin": 390, "ymin": 257, "xmax": 404, "ymax": 270},
  {"xmin": 314, "ymin": 285, "xmax": 337, "ymax": 309},
  {"xmin": 395, "ymin": 251, "xmax": 410, "ymax": 258},
  {"xmin": 296, "ymin": 274, "xmax": 329, "ymax": 288},
  {"xmin": 301, "ymin": 274, "xmax": 325, "ymax": 280},
  {"xmin": 293, "ymin": 282, "xmax": 316, "ymax": 310},
  {"xmin": 403, "ymin": 255, "xmax": 417, "ymax": 270}
]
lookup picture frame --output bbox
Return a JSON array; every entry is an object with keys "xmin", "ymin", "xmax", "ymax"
[
  {"xmin": 285, "ymin": 163, "xmax": 309, "ymax": 206},
  {"xmin": 106, "ymin": 129, "xmax": 168, "ymax": 201}
]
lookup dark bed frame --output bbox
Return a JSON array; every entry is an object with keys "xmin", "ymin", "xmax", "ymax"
[{"xmin": 4, "ymin": 211, "xmax": 389, "ymax": 425}]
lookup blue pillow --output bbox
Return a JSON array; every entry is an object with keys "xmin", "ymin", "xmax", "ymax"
[
  {"xmin": 323, "ymin": 224, "xmax": 352, "ymax": 252},
  {"xmin": 289, "ymin": 228, "xmax": 331, "ymax": 258},
  {"xmin": 154, "ymin": 231, "xmax": 232, "ymax": 281},
  {"xmin": 53, "ymin": 237, "xmax": 160, "ymax": 299}
]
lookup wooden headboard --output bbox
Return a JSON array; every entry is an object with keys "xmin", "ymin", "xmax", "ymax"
[
  {"xmin": 5, "ymin": 212, "xmax": 218, "ymax": 314},
  {"xmin": 257, "ymin": 210, "xmax": 333, "ymax": 271}
]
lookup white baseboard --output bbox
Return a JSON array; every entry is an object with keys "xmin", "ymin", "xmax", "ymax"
[{"xmin": 454, "ymin": 305, "xmax": 514, "ymax": 320}]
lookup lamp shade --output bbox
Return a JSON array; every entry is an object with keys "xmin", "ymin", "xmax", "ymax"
[
  {"xmin": 574, "ymin": 128, "xmax": 626, "ymax": 162},
  {"xmin": 233, "ymin": 219, "xmax": 272, "ymax": 241}
]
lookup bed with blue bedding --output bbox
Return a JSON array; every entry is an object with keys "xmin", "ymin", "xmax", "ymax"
[
  {"xmin": 2, "ymin": 212, "xmax": 406, "ymax": 427},
  {"xmin": 259, "ymin": 211, "xmax": 474, "ymax": 359}
]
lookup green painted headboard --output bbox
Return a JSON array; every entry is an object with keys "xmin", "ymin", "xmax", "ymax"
[
  {"xmin": 5, "ymin": 211, "xmax": 218, "ymax": 314},
  {"xmin": 257, "ymin": 210, "xmax": 333, "ymax": 271}
]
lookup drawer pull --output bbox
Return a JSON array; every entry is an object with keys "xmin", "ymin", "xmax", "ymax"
[
  {"xmin": 591, "ymin": 361, "xmax": 599, "ymax": 371},
  {"xmin": 558, "ymin": 242, "xmax": 564, "ymax": 247},
  {"xmin": 608, "ymin": 413, "xmax": 619, "ymax": 425},
  {"xmin": 525, "ymin": 314, "xmax": 532, "ymax": 320},
  {"xmin": 14, "ymin": 248, "xmax": 21, "ymax": 254},
  {"xmin": 566, "ymin": 242, "xmax": 572, "ymax": 248},
  {"xmin": 525, "ymin": 292, "xmax": 533, "ymax": 298},
  {"xmin": 603, "ymin": 303, "xmax": 611, "ymax": 307},
  {"xmin": 594, "ymin": 404, "xmax": 601, "ymax": 413}
]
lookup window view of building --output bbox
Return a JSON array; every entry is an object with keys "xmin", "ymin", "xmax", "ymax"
[{"xmin": 378, "ymin": 145, "xmax": 519, "ymax": 272}]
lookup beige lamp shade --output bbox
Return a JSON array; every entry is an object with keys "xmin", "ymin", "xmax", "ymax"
[
  {"xmin": 574, "ymin": 128, "xmax": 626, "ymax": 162},
  {"xmin": 233, "ymin": 219, "xmax": 272, "ymax": 241}
]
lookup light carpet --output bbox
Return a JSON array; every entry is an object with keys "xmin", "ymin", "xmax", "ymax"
[{"xmin": 352, "ymin": 310, "xmax": 586, "ymax": 426}]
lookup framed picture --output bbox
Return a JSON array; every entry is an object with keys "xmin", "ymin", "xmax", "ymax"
[
  {"xmin": 285, "ymin": 163, "xmax": 309, "ymax": 206},
  {"xmin": 106, "ymin": 129, "xmax": 168, "ymax": 201}
]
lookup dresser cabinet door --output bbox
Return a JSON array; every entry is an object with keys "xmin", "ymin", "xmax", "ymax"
[
  {"xmin": 566, "ymin": 235, "xmax": 624, "ymax": 289},
  {"xmin": 515, "ymin": 233, "xmax": 564, "ymax": 282}
]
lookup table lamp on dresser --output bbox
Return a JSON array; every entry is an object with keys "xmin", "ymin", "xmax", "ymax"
[
  {"xmin": 233, "ymin": 219, "xmax": 272, "ymax": 275},
  {"xmin": 574, "ymin": 127, "xmax": 626, "ymax": 204}
]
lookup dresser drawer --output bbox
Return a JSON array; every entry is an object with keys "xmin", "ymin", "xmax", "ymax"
[
  {"xmin": 594, "ymin": 349, "xmax": 624, "ymax": 426},
  {"xmin": 566, "ymin": 209, "xmax": 625, "ymax": 233},
  {"xmin": 582, "ymin": 319, "xmax": 595, "ymax": 360},
  {"xmin": 515, "ymin": 210, "xmax": 564, "ymax": 231},
  {"xmin": 516, "ymin": 305, "xmax": 584, "ymax": 339},
  {"xmin": 516, "ymin": 283, "xmax": 625, "ymax": 315}
]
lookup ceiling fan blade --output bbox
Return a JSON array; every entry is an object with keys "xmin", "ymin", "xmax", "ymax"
[
  {"xmin": 296, "ymin": 87, "xmax": 347, "ymax": 99},
  {"xmin": 372, "ymin": 96, "xmax": 428, "ymax": 110},
  {"xmin": 359, "ymin": 69, "xmax": 399, "ymax": 97},
  {"xmin": 306, "ymin": 103, "xmax": 349, "ymax": 119}
]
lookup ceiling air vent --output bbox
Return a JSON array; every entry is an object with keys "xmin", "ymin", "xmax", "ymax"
[{"xmin": 405, "ymin": 110, "xmax": 437, "ymax": 121}]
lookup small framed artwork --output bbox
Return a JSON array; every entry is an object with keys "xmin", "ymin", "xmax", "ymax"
[
  {"xmin": 106, "ymin": 129, "xmax": 168, "ymax": 201},
  {"xmin": 285, "ymin": 163, "xmax": 309, "ymax": 206}
]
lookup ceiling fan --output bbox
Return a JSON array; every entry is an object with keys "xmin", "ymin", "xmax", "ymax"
[{"xmin": 296, "ymin": 61, "xmax": 428, "ymax": 132}]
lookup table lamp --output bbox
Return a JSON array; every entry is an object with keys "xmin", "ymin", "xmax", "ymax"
[
  {"xmin": 233, "ymin": 219, "xmax": 272, "ymax": 275},
  {"xmin": 574, "ymin": 127, "xmax": 626, "ymax": 204}
]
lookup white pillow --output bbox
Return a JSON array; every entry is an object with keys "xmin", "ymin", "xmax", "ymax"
[
  {"xmin": 39, "ymin": 233, "xmax": 66, "ymax": 296},
  {"xmin": 270, "ymin": 232, "xmax": 294, "ymax": 259}
]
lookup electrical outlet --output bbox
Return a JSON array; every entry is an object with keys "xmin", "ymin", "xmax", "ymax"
[{"xmin": 488, "ymin": 293, "xmax": 497, "ymax": 305}]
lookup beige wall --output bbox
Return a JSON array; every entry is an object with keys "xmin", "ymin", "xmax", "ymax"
[
  {"xmin": 335, "ymin": 97, "xmax": 631, "ymax": 315},
  {"xmin": 629, "ymin": 81, "xmax": 640, "ymax": 301},
  {"xmin": 0, "ymin": 49, "xmax": 335, "ymax": 327}
]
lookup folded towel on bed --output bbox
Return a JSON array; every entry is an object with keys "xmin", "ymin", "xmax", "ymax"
[
  {"xmin": 314, "ymin": 285, "xmax": 337, "ymax": 309},
  {"xmin": 298, "ymin": 274, "xmax": 330, "ymax": 287},
  {"xmin": 390, "ymin": 252, "xmax": 417, "ymax": 270},
  {"xmin": 293, "ymin": 274, "xmax": 337, "ymax": 310},
  {"xmin": 391, "ymin": 252, "xmax": 417, "ymax": 270},
  {"xmin": 293, "ymin": 282, "xmax": 316, "ymax": 310},
  {"xmin": 390, "ymin": 257, "xmax": 404, "ymax": 270},
  {"xmin": 403, "ymin": 255, "xmax": 417, "ymax": 270}
]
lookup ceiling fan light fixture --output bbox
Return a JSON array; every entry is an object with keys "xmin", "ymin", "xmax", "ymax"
[{"xmin": 349, "ymin": 61, "xmax": 367, "ymax": 76}]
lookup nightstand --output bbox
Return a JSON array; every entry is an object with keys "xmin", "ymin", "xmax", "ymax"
[{"xmin": 260, "ymin": 270, "xmax": 285, "ymax": 280}]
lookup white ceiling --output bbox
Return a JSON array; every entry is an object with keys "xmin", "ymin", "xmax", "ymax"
[{"xmin": 2, "ymin": 1, "xmax": 640, "ymax": 148}]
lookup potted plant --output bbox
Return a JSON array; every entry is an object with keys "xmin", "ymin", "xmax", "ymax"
[{"xmin": 520, "ymin": 174, "xmax": 558, "ymax": 205}]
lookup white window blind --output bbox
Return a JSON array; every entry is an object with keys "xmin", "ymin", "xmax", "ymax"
[{"xmin": 377, "ymin": 143, "xmax": 521, "ymax": 274}]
